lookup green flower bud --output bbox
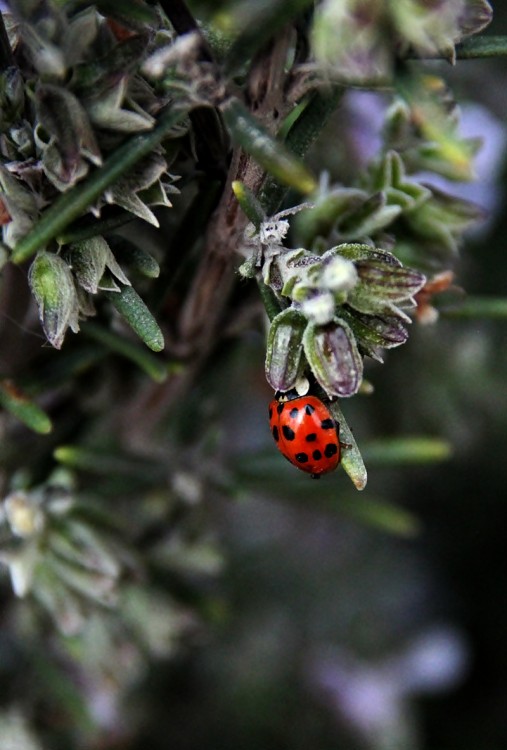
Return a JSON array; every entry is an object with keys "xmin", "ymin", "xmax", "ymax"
[
  {"xmin": 392, "ymin": 0, "xmax": 492, "ymax": 61},
  {"xmin": 404, "ymin": 185, "xmax": 486, "ymax": 254},
  {"xmin": 353, "ymin": 259, "xmax": 426, "ymax": 302},
  {"xmin": 312, "ymin": 0, "xmax": 390, "ymax": 84},
  {"xmin": 303, "ymin": 318, "xmax": 363, "ymax": 397},
  {"xmin": 293, "ymin": 188, "xmax": 367, "ymax": 247},
  {"xmin": 265, "ymin": 308, "xmax": 306, "ymax": 392},
  {"xmin": 459, "ymin": 0, "xmax": 493, "ymax": 38},
  {"xmin": 64, "ymin": 236, "xmax": 130, "ymax": 294},
  {"xmin": 0, "ymin": 68, "xmax": 25, "ymax": 129},
  {"xmin": 3, "ymin": 491, "xmax": 44, "ymax": 538},
  {"xmin": 28, "ymin": 251, "xmax": 80, "ymax": 349},
  {"xmin": 0, "ymin": 165, "xmax": 38, "ymax": 248},
  {"xmin": 85, "ymin": 77, "xmax": 156, "ymax": 133},
  {"xmin": 34, "ymin": 83, "xmax": 102, "ymax": 190},
  {"xmin": 369, "ymin": 151, "xmax": 432, "ymax": 211},
  {"xmin": 340, "ymin": 306, "xmax": 409, "ymax": 362},
  {"xmin": 338, "ymin": 192, "xmax": 403, "ymax": 239}
]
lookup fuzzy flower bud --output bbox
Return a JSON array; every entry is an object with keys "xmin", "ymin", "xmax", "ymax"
[
  {"xmin": 265, "ymin": 309, "xmax": 306, "ymax": 392},
  {"xmin": 303, "ymin": 319, "xmax": 363, "ymax": 398}
]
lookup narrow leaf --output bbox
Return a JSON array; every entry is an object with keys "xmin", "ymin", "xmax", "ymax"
[
  {"xmin": 338, "ymin": 495, "xmax": 421, "ymax": 537},
  {"xmin": 82, "ymin": 322, "xmax": 169, "ymax": 382},
  {"xmin": 0, "ymin": 379, "xmax": 53, "ymax": 434},
  {"xmin": 109, "ymin": 238, "xmax": 160, "ymax": 278},
  {"xmin": 232, "ymin": 180, "xmax": 265, "ymax": 229},
  {"xmin": 442, "ymin": 296, "xmax": 507, "ymax": 319},
  {"xmin": 329, "ymin": 399, "xmax": 367, "ymax": 490},
  {"xmin": 362, "ymin": 437, "xmax": 452, "ymax": 464},
  {"xmin": 222, "ymin": 98, "xmax": 317, "ymax": 194},
  {"xmin": 105, "ymin": 285, "xmax": 164, "ymax": 352}
]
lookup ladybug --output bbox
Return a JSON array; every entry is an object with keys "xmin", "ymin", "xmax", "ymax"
[{"xmin": 269, "ymin": 394, "xmax": 341, "ymax": 478}]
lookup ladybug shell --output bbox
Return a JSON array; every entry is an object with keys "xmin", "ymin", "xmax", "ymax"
[{"xmin": 269, "ymin": 395, "xmax": 340, "ymax": 477}]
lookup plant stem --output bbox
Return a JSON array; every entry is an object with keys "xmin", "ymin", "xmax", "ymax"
[{"xmin": 256, "ymin": 279, "xmax": 281, "ymax": 322}]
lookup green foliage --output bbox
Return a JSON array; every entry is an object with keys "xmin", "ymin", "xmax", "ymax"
[{"xmin": 0, "ymin": 0, "xmax": 506, "ymax": 747}]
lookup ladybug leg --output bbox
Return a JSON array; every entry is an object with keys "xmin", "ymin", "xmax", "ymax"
[
  {"xmin": 339, "ymin": 440, "xmax": 352, "ymax": 450},
  {"xmin": 310, "ymin": 473, "xmax": 321, "ymax": 480}
]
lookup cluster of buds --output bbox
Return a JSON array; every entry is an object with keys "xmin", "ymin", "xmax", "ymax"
[
  {"xmin": 311, "ymin": 0, "xmax": 493, "ymax": 84},
  {"xmin": 0, "ymin": 479, "xmax": 129, "ymax": 634},
  {"xmin": 240, "ymin": 212, "xmax": 426, "ymax": 399},
  {"xmin": 295, "ymin": 143, "xmax": 485, "ymax": 274},
  {"xmin": 0, "ymin": 468, "xmax": 221, "ymax": 644},
  {"xmin": 0, "ymin": 2, "xmax": 182, "ymax": 347}
]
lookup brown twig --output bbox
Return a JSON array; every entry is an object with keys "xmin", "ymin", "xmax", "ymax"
[
  {"xmin": 124, "ymin": 29, "xmax": 296, "ymax": 442},
  {"xmin": 176, "ymin": 27, "xmax": 294, "ymax": 353}
]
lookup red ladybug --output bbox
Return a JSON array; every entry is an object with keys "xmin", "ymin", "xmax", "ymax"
[{"xmin": 269, "ymin": 394, "xmax": 341, "ymax": 478}]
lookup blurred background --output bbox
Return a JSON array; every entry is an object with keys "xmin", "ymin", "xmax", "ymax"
[{"xmin": 1, "ymin": 2, "xmax": 507, "ymax": 749}]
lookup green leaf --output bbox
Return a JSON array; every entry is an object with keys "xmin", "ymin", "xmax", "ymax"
[
  {"xmin": 338, "ymin": 495, "xmax": 421, "ymax": 537},
  {"xmin": 109, "ymin": 238, "xmax": 160, "ymax": 279},
  {"xmin": 362, "ymin": 437, "xmax": 452, "ymax": 464},
  {"xmin": 232, "ymin": 180, "xmax": 265, "ymax": 229},
  {"xmin": 53, "ymin": 445, "xmax": 162, "ymax": 479},
  {"xmin": 0, "ymin": 379, "xmax": 53, "ymax": 434},
  {"xmin": 82, "ymin": 322, "xmax": 170, "ymax": 382},
  {"xmin": 105, "ymin": 285, "xmax": 164, "ymax": 352},
  {"xmin": 456, "ymin": 35, "xmax": 507, "ymax": 59},
  {"xmin": 222, "ymin": 98, "xmax": 317, "ymax": 195},
  {"xmin": 329, "ymin": 399, "xmax": 367, "ymax": 490},
  {"xmin": 442, "ymin": 296, "xmax": 507, "ymax": 319}
]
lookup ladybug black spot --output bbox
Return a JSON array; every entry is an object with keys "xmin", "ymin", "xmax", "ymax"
[
  {"xmin": 272, "ymin": 426, "xmax": 279, "ymax": 442},
  {"xmin": 321, "ymin": 418, "xmax": 335, "ymax": 430},
  {"xmin": 324, "ymin": 443, "xmax": 338, "ymax": 457},
  {"xmin": 282, "ymin": 425, "xmax": 296, "ymax": 440},
  {"xmin": 277, "ymin": 403, "xmax": 285, "ymax": 415},
  {"xmin": 305, "ymin": 404, "xmax": 315, "ymax": 416},
  {"xmin": 305, "ymin": 433, "xmax": 317, "ymax": 442},
  {"xmin": 289, "ymin": 407, "xmax": 299, "ymax": 418},
  {"xmin": 312, "ymin": 450, "xmax": 322, "ymax": 460},
  {"xmin": 295, "ymin": 452, "xmax": 309, "ymax": 463}
]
